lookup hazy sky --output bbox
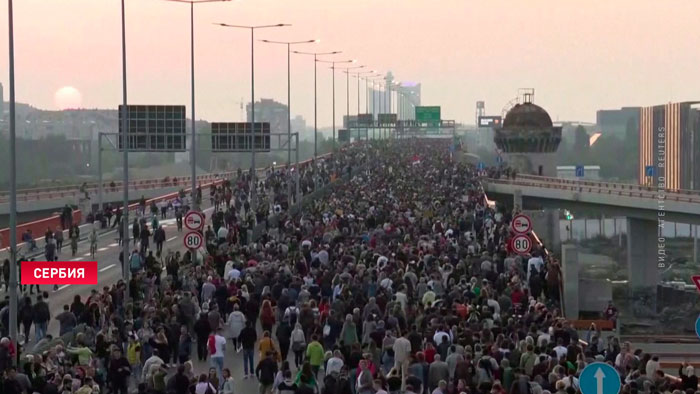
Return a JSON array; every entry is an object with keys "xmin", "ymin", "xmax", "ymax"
[{"xmin": 1, "ymin": 0, "xmax": 699, "ymax": 126}]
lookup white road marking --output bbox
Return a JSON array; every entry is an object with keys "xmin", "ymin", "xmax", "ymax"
[
  {"xmin": 71, "ymin": 257, "xmax": 84, "ymax": 261},
  {"xmin": 83, "ymin": 253, "xmax": 91, "ymax": 257},
  {"xmin": 98, "ymin": 247, "xmax": 109, "ymax": 252},
  {"xmin": 99, "ymin": 264, "xmax": 116, "ymax": 272},
  {"xmin": 108, "ymin": 243, "xmax": 119, "ymax": 247},
  {"xmin": 57, "ymin": 284, "xmax": 71, "ymax": 291},
  {"xmin": 167, "ymin": 236, "xmax": 177, "ymax": 242}
]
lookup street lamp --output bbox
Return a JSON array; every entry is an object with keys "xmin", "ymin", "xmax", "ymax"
[
  {"xmin": 260, "ymin": 38, "xmax": 317, "ymax": 207},
  {"xmin": 216, "ymin": 22, "xmax": 290, "ymax": 208},
  {"xmin": 164, "ymin": 0, "xmax": 231, "ymax": 210},
  {"xmin": 316, "ymin": 58, "xmax": 356, "ymax": 150},
  {"xmin": 338, "ymin": 65, "xmax": 365, "ymax": 132},
  {"xmin": 293, "ymin": 50, "xmax": 341, "ymax": 159},
  {"xmin": 347, "ymin": 70, "xmax": 376, "ymax": 116},
  {"xmin": 7, "ymin": 0, "xmax": 19, "ymax": 352},
  {"xmin": 363, "ymin": 74, "xmax": 382, "ymax": 114}
]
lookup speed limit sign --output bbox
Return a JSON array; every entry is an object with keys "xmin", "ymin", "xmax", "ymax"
[
  {"xmin": 510, "ymin": 234, "xmax": 532, "ymax": 255},
  {"xmin": 512, "ymin": 214, "xmax": 532, "ymax": 234},
  {"xmin": 183, "ymin": 231, "xmax": 203, "ymax": 250}
]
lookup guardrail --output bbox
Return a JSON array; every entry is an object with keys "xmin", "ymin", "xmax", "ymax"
[
  {"xmin": 515, "ymin": 174, "xmax": 700, "ymax": 197},
  {"xmin": 486, "ymin": 177, "xmax": 700, "ymax": 204},
  {"xmin": 0, "ymin": 149, "xmax": 343, "ymax": 252}
]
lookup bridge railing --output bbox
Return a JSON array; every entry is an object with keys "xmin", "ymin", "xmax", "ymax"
[
  {"xmin": 515, "ymin": 174, "xmax": 700, "ymax": 197},
  {"xmin": 487, "ymin": 177, "xmax": 700, "ymax": 204}
]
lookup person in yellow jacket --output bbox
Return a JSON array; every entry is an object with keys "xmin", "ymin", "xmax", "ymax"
[
  {"xmin": 258, "ymin": 331, "xmax": 280, "ymax": 362},
  {"xmin": 126, "ymin": 335, "xmax": 142, "ymax": 387}
]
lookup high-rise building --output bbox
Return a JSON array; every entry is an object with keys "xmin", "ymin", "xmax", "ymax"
[
  {"xmin": 638, "ymin": 102, "xmax": 700, "ymax": 190},
  {"xmin": 246, "ymin": 98, "xmax": 287, "ymax": 134},
  {"xmin": 596, "ymin": 107, "xmax": 640, "ymax": 139}
]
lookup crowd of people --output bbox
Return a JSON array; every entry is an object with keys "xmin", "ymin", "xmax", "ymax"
[{"xmin": 0, "ymin": 139, "xmax": 696, "ymax": 394}]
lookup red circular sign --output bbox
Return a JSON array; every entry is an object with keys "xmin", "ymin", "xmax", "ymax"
[
  {"xmin": 184, "ymin": 211, "xmax": 204, "ymax": 231},
  {"xmin": 183, "ymin": 231, "xmax": 203, "ymax": 250},
  {"xmin": 512, "ymin": 214, "xmax": 532, "ymax": 234},
  {"xmin": 510, "ymin": 234, "xmax": 532, "ymax": 255}
]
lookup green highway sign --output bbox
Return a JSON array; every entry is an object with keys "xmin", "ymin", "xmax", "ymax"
[{"xmin": 415, "ymin": 106, "xmax": 441, "ymax": 126}]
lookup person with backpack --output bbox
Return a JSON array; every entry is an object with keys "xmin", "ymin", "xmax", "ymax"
[
  {"xmin": 291, "ymin": 323, "xmax": 307, "ymax": 368},
  {"xmin": 207, "ymin": 328, "xmax": 226, "ymax": 382}
]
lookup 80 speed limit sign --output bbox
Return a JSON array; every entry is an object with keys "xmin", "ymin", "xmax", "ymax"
[
  {"xmin": 183, "ymin": 231, "xmax": 203, "ymax": 250},
  {"xmin": 510, "ymin": 234, "xmax": 532, "ymax": 255}
]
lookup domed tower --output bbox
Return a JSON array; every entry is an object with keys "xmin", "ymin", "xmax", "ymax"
[{"xmin": 494, "ymin": 95, "xmax": 562, "ymax": 176}]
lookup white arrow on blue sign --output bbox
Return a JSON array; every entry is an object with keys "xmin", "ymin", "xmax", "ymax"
[
  {"xmin": 645, "ymin": 166, "xmax": 655, "ymax": 177},
  {"xmin": 576, "ymin": 165, "xmax": 585, "ymax": 177},
  {"xmin": 695, "ymin": 314, "xmax": 700, "ymax": 339},
  {"xmin": 496, "ymin": 156, "xmax": 503, "ymax": 164},
  {"xmin": 580, "ymin": 362, "xmax": 620, "ymax": 394},
  {"xmin": 477, "ymin": 162, "xmax": 485, "ymax": 170}
]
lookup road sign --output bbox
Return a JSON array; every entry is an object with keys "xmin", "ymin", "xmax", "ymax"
[
  {"xmin": 184, "ymin": 211, "xmax": 204, "ymax": 231},
  {"xmin": 510, "ymin": 234, "xmax": 532, "ymax": 255},
  {"xmin": 576, "ymin": 165, "xmax": 585, "ymax": 177},
  {"xmin": 580, "ymin": 362, "xmax": 621, "ymax": 394},
  {"xmin": 496, "ymin": 155, "xmax": 503, "ymax": 164},
  {"xmin": 512, "ymin": 214, "xmax": 532, "ymax": 234},
  {"xmin": 415, "ymin": 106, "xmax": 441, "ymax": 126},
  {"xmin": 211, "ymin": 122, "xmax": 271, "ymax": 152},
  {"xmin": 183, "ymin": 231, "xmax": 203, "ymax": 250},
  {"xmin": 645, "ymin": 165, "xmax": 655, "ymax": 177},
  {"xmin": 118, "ymin": 105, "xmax": 186, "ymax": 151},
  {"xmin": 693, "ymin": 276, "xmax": 700, "ymax": 293},
  {"xmin": 696, "ymin": 315, "xmax": 700, "ymax": 339},
  {"xmin": 477, "ymin": 162, "xmax": 485, "ymax": 171},
  {"xmin": 478, "ymin": 115, "xmax": 502, "ymax": 127}
]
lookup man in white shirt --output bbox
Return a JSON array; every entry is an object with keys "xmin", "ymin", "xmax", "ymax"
[
  {"xmin": 226, "ymin": 267, "xmax": 241, "ymax": 282},
  {"xmin": 393, "ymin": 333, "xmax": 412, "ymax": 390},
  {"xmin": 553, "ymin": 338, "xmax": 568, "ymax": 360},
  {"xmin": 527, "ymin": 252, "xmax": 544, "ymax": 283},
  {"xmin": 326, "ymin": 350, "xmax": 345, "ymax": 376},
  {"xmin": 142, "ymin": 349, "xmax": 164, "ymax": 381},
  {"xmin": 210, "ymin": 329, "xmax": 227, "ymax": 380},
  {"xmin": 537, "ymin": 327, "xmax": 553, "ymax": 348},
  {"xmin": 433, "ymin": 329, "xmax": 451, "ymax": 347},
  {"xmin": 217, "ymin": 225, "xmax": 229, "ymax": 241}
]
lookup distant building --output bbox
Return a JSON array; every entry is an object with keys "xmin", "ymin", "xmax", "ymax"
[
  {"xmin": 367, "ymin": 72, "xmax": 421, "ymax": 119},
  {"xmin": 596, "ymin": 107, "xmax": 640, "ymax": 138},
  {"xmin": 0, "ymin": 82, "xmax": 4, "ymax": 117},
  {"xmin": 493, "ymin": 94, "xmax": 562, "ymax": 177},
  {"xmin": 638, "ymin": 101, "xmax": 700, "ymax": 190},
  {"xmin": 246, "ymin": 98, "xmax": 287, "ymax": 134}
]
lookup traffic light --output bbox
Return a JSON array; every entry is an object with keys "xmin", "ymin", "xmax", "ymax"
[{"xmin": 564, "ymin": 210, "xmax": 574, "ymax": 220}]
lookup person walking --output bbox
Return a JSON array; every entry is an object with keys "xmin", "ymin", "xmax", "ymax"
[
  {"xmin": 194, "ymin": 312, "xmax": 212, "ymax": 362},
  {"xmin": 256, "ymin": 351, "xmax": 279, "ymax": 394},
  {"xmin": 54, "ymin": 227, "xmax": 64, "ymax": 254},
  {"xmin": 291, "ymin": 323, "xmax": 306, "ymax": 369},
  {"xmin": 240, "ymin": 321, "xmax": 258, "ymax": 379},
  {"xmin": 70, "ymin": 225, "xmax": 80, "ymax": 257},
  {"xmin": 32, "ymin": 294, "xmax": 50, "ymax": 343},
  {"xmin": 89, "ymin": 228, "xmax": 98, "ymax": 258},
  {"xmin": 154, "ymin": 225, "xmax": 166, "ymax": 255},
  {"xmin": 208, "ymin": 328, "xmax": 227, "ymax": 381},
  {"xmin": 305, "ymin": 335, "xmax": 325, "ymax": 377},
  {"xmin": 226, "ymin": 304, "xmax": 246, "ymax": 352}
]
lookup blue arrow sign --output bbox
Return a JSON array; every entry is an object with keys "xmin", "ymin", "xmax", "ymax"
[
  {"xmin": 477, "ymin": 162, "xmax": 485, "ymax": 170},
  {"xmin": 575, "ymin": 165, "xmax": 585, "ymax": 178},
  {"xmin": 645, "ymin": 165, "xmax": 655, "ymax": 177},
  {"xmin": 496, "ymin": 155, "xmax": 503, "ymax": 164},
  {"xmin": 695, "ymin": 315, "xmax": 700, "ymax": 339},
  {"xmin": 580, "ymin": 362, "xmax": 620, "ymax": 394}
]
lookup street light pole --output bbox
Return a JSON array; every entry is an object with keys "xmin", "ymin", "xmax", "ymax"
[
  {"xmin": 260, "ymin": 39, "xmax": 317, "ymax": 208},
  {"xmin": 7, "ymin": 0, "xmax": 18, "ymax": 352},
  {"xmin": 315, "ymin": 58, "xmax": 354, "ymax": 151},
  {"xmin": 294, "ymin": 51, "xmax": 342, "ymax": 160},
  {"xmin": 120, "ymin": 0, "xmax": 130, "ymax": 295},
  {"xmin": 166, "ymin": 0, "xmax": 232, "ymax": 210},
  {"xmin": 216, "ymin": 23, "xmax": 290, "ymax": 209}
]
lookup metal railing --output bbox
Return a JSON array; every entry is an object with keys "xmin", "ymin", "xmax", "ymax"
[{"xmin": 486, "ymin": 177, "xmax": 700, "ymax": 204}]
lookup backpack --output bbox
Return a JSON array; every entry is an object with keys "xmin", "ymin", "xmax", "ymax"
[
  {"xmin": 287, "ymin": 307, "xmax": 299, "ymax": 326},
  {"xmin": 130, "ymin": 254, "xmax": 142, "ymax": 271}
]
